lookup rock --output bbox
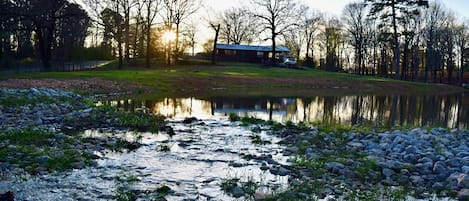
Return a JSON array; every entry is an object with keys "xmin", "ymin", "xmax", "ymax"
[
  {"xmin": 447, "ymin": 158, "xmax": 461, "ymax": 168},
  {"xmin": 382, "ymin": 168, "xmax": 395, "ymax": 178},
  {"xmin": 405, "ymin": 145, "xmax": 419, "ymax": 154},
  {"xmin": 182, "ymin": 117, "xmax": 198, "ymax": 124},
  {"xmin": 35, "ymin": 118, "xmax": 43, "ymax": 125},
  {"xmin": 229, "ymin": 162, "xmax": 244, "ymax": 168},
  {"xmin": 403, "ymin": 154, "xmax": 418, "ymax": 164},
  {"xmin": 325, "ymin": 162, "xmax": 345, "ymax": 174},
  {"xmin": 416, "ymin": 162, "xmax": 434, "ymax": 175},
  {"xmin": 418, "ymin": 157, "xmax": 433, "ymax": 164},
  {"xmin": 462, "ymin": 166, "xmax": 469, "ymax": 174},
  {"xmin": 432, "ymin": 182, "xmax": 445, "ymax": 190},
  {"xmin": 36, "ymin": 155, "xmax": 50, "ymax": 164},
  {"xmin": 55, "ymin": 133, "xmax": 67, "ymax": 140},
  {"xmin": 410, "ymin": 175, "xmax": 424, "ymax": 186},
  {"xmin": 347, "ymin": 142, "xmax": 364, "ymax": 150},
  {"xmin": 0, "ymin": 162, "xmax": 10, "ymax": 170},
  {"xmin": 72, "ymin": 162, "xmax": 86, "ymax": 169},
  {"xmin": 458, "ymin": 189, "xmax": 469, "ymax": 201},
  {"xmin": 251, "ymin": 125, "xmax": 261, "ymax": 133},
  {"xmin": 231, "ymin": 186, "xmax": 244, "ymax": 198},
  {"xmin": 459, "ymin": 174, "xmax": 469, "ymax": 188},
  {"xmin": 433, "ymin": 161, "xmax": 450, "ymax": 177},
  {"xmin": 254, "ymin": 191, "xmax": 267, "ymax": 200},
  {"xmin": 278, "ymin": 167, "xmax": 291, "ymax": 176},
  {"xmin": 448, "ymin": 173, "xmax": 462, "ymax": 190}
]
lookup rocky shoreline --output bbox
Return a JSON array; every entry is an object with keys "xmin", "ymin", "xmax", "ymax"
[
  {"xmin": 267, "ymin": 125, "xmax": 469, "ymax": 200},
  {"xmin": 0, "ymin": 88, "xmax": 168, "ymax": 177}
]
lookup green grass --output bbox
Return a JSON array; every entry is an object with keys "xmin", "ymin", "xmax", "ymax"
[{"xmin": 2, "ymin": 60, "xmax": 464, "ymax": 97}]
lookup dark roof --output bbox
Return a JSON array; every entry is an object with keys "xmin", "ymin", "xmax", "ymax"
[{"xmin": 216, "ymin": 44, "xmax": 290, "ymax": 52}]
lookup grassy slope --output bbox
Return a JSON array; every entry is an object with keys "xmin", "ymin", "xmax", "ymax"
[{"xmin": 1, "ymin": 61, "xmax": 466, "ymax": 98}]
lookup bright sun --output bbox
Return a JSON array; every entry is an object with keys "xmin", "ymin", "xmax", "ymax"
[{"xmin": 162, "ymin": 30, "xmax": 176, "ymax": 43}]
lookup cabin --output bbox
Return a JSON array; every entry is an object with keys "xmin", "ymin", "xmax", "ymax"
[{"xmin": 215, "ymin": 44, "xmax": 290, "ymax": 63}]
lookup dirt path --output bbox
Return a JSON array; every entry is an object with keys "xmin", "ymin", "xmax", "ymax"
[{"xmin": 0, "ymin": 78, "xmax": 146, "ymax": 94}]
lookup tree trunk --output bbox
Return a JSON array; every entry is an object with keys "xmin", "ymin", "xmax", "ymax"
[
  {"xmin": 36, "ymin": 26, "xmax": 53, "ymax": 70},
  {"xmin": 391, "ymin": 1, "xmax": 400, "ymax": 80},
  {"xmin": 146, "ymin": 20, "xmax": 151, "ymax": 68},
  {"xmin": 211, "ymin": 24, "xmax": 220, "ymax": 65},
  {"xmin": 461, "ymin": 48, "xmax": 465, "ymax": 84},
  {"xmin": 175, "ymin": 23, "xmax": 180, "ymax": 62},
  {"xmin": 125, "ymin": 6, "xmax": 130, "ymax": 63},
  {"xmin": 272, "ymin": 28, "xmax": 277, "ymax": 63}
]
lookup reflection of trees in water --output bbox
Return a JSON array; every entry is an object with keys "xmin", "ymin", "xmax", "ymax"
[
  {"xmin": 102, "ymin": 94, "xmax": 468, "ymax": 129},
  {"xmin": 295, "ymin": 95, "xmax": 467, "ymax": 128}
]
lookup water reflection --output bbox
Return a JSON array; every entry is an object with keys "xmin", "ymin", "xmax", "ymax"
[{"xmin": 99, "ymin": 94, "xmax": 469, "ymax": 129}]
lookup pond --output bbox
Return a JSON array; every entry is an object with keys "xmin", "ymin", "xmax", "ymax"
[{"xmin": 100, "ymin": 93, "xmax": 469, "ymax": 129}]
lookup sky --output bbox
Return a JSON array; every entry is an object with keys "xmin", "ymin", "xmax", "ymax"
[
  {"xmin": 203, "ymin": 0, "xmax": 469, "ymax": 19},
  {"xmin": 197, "ymin": 0, "xmax": 469, "ymax": 45}
]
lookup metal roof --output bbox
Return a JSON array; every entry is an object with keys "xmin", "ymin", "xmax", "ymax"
[{"xmin": 216, "ymin": 44, "xmax": 290, "ymax": 52}]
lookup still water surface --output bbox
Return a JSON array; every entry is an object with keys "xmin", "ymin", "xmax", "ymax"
[{"xmin": 100, "ymin": 94, "xmax": 469, "ymax": 129}]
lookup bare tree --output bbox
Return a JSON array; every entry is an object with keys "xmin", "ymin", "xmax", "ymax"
[
  {"xmin": 183, "ymin": 22, "xmax": 197, "ymax": 56},
  {"xmin": 343, "ymin": 2, "xmax": 371, "ymax": 75},
  {"xmin": 303, "ymin": 9, "xmax": 322, "ymax": 67},
  {"xmin": 366, "ymin": 0, "xmax": 429, "ymax": 80},
  {"xmin": 209, "ymin": 23, "xmax": 221, "ymax": 65},
  {"xmin": 455, "ymin": 22, "xmax": 468, "ymax": 84},
  {"xmin": 424, "ymin": 2, "xmax": 446, "ymax": 82},
  {"xmin": 220, "ymin": 8, "xmax": 258, "ymax": 45},
  {"xmin": 162, "ymin": 0, "xmax": 200, "ymax": 61},
  {"xmin": 144, "ymin": 0, "xmax": 160, "ymax": 68},
  {"xmin": 250, "ymin": 0, "xmax": 301, "ymax": 62},
  {"xmin": 321, "ymin": 17, "xmax": 344, "ymax": 72},
  {"xmin": 121, "ymin": 0, "xmax": 137, "ymax": 62}
]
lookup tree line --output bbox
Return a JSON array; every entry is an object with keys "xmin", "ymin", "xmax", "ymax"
[
  {"xmin": 1, "ymin": 0, "xmax": 468, "ymax": 85},
  {"xmin": 209, "ymin": 0, "xmax": 468, "ymax": 84},
  {"xmin": 0, "ymin": 0, "xmax": 201, "ymax": 70}
]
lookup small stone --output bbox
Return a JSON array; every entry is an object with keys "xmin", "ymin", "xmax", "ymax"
[
  {"xmin": 182, "ymin": 117, "xmax": 197, "ymax": 124},
  {"xmin": 229, "ymin": 162, "xmax": 243, "ymax": 168},
  {"xmin": 382, "ymin": 168, "xmax": 395, "ymax": 178},
  {"xmin": 278, "ymin": 167, "xmax": 291, "ymax": 176},
  {"xmin": 448, "ymin": 173, "xmax": 461, "ymax": 190},
  {"xmin": 458, "ymin": 189, "xmax": 469, "ymax": 201},
  {"xmin": 418, "ymin": 157, "xmax": 433, "ymax": 164},
  {"xmin": 251, "ymin": 125, "xmax": 261, "ymax": 133},
  {"xmin": 432, "ymin": 182, "xmax": 445, "ymax": 190},
  {"xmin": 0, "ymin": 162, "xmax": 10, "ymax": 170},
  {"xmin": 36, "ymin": 155, "xmax": 50, "ymax": 164},
  {"xmin": 462, "ymin": 166, "xmax": 469, "ymax": 174},
  {"xmin": 254, "ymin": 191, "xmax": 267, "ymax": 200},
  {"xmin": 458, "ymin": 174, "xmax": 469, "ymax": 188},
  {"xmin": 35, "ymin": 118, "xmax": 43, "ymax": 125},
  {"xmin": 325, "ymin": 162, "xmax": 345, "ymax": 174},
  {"xmin": 347, "ymin": 142, "xmax": 364, "ymax": 150},
  {"xmin": 416, "ymin": 162, "xmax": 434, "ymax": 175},
  {"xmin": 231, "ymin": 186, "xmax": 244, "ymax": 198},
  {"xmin": 433, "ymin": 161, "xmax": 449, "ymax": 176},
  {"xmin": 447, "ymin": 158, "xmax": 461, "ymax": 168},
  {"xmin": 72, "ymin": 162, "xmax": 86, "ymax": 169},
  {"xmin": 55, "ymin": 133, "xmax": 67, "ymax": 140},
  {"xmin": 405, "ymin": 145, "xmax": 419, "ymax": 154},
  {"xmin": 403, "ymin": 154, "xmax": 418, "ymax": 164}
]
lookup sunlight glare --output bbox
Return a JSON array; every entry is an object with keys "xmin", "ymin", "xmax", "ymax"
[{"xmin": 163, "ymin": 31, "xmax": 176, "ymax": 43}]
